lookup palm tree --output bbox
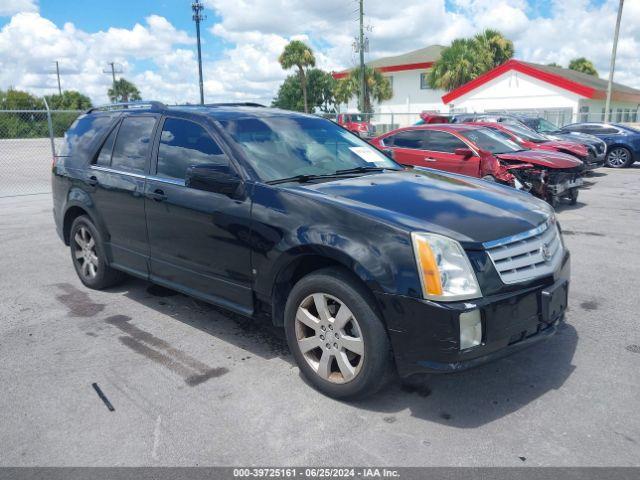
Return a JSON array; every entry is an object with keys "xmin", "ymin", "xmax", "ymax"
[
  {"xmin": 108, "ymin": 78, "xmax": 142, "ymax": 103},
  {"xmin": 334, "ymin": 66, "xmax": 392, "ymax": 113},
  {"xmin": 427, "ymin": 38, "xmax": 477, "ymax": 91},
  {"xmin": 568, "ymin": 57, "xmax": 598, "ymax": 76},
  {"xmin": 473, "ymin": 29, "xmax": 514, "ymax": 71},
  {"xmin": 278, "ymin": 40, "xmax": 316, "ymax": 113},
  {"xmin": 428, "ymin": 30, "xmax": 514, "ymax": 91}
]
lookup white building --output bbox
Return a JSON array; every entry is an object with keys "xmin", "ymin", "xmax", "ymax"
[
  {"xmin": 334, "ymin": 47, "xmax": 640, "ymax": 127},
  {"xmin": 333, "ymin": 45, "xmax": 446, "ymax": 120},
  {"xmin": 442, "ymin": 60, "xmax": 640, "ymax": 124}
]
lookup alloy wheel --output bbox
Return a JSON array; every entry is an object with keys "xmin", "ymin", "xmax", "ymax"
[
  {"xmin": 73, "ymin": 226, "xmax": 99, "ymax": 279},
  {"xmin": 607, "ymin": 148, "xmax": 629, "ymax": 167},
  {"xmin": 294, "ymin": 293, "xmax": 365, "ymax": 384}
]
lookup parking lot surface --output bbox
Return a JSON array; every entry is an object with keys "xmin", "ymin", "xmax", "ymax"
[{"xmin": 1, "ymin": 167, "xmax": 639, "ymax": 466}]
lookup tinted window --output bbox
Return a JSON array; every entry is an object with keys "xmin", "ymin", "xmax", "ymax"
[
  {"xmin": 94, "ymin": 125, "xmax": 118, "ymax": 166},
  {"xmin": 388, "ymin": 130, "xmax": 423, "ymax": 149},
  {"xmin": 422, "ymin": 130, "xmax": 467, "ymax": 153},
  {"xmin": 562, "ymin": 125, "xmax": 585, "ymax": 133},
  {"xmin": 156, "ymin": 118, "xmax": 227, "ymax": 180},
  {"xmin": 110, "ymin": 116, "xmax": 157, "ymax": 173},
  {"xmin": 59, "ymin": 113, "xmax": 117, "ymax": 158}
]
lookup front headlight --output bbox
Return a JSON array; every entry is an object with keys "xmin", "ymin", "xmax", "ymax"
[{"xmin": 411, "ymin": 232, "xmax": 482, "ymax": 301}]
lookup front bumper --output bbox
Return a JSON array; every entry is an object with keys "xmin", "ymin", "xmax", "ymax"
[
  {"xmin": 548, "ymin": 177, "xmax": 583, "ymax": 195},
  {"xmin": 584, "ymin": 153, "xmax": 606, "ymax": 170},
  {"xmin": 378, "ymin": 251, "xmax": 570, "ymax": 377}
]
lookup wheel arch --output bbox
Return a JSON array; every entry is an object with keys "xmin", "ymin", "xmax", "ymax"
[{"xmin": 269, "ymin": 247, "xmax": 384, "ymax": 327}]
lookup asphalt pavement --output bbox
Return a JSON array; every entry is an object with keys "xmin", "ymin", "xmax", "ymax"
[{"xmin": 0, "ymin": 166, "xmax": 639, "ymax": 466}]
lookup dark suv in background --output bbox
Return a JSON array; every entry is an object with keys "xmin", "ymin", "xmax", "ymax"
[{"xmin": 53, "ymin": 102, "xmax": 570, "ymax": 399}]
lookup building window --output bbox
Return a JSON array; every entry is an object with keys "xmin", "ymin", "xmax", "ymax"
[
  {"xmin": 420, "ymin": 72, "xmax": 429, "ymax": 90},
  {"xmin": 616, "ymin": 108, "xmax": 623, "ymax": 122},
  {"xmin": 580, "ymin": 105, "xmax": 589, "ymax": 122}
]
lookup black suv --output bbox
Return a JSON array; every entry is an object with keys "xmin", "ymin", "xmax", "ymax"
[{"xmin": 53, "ymin": 102, "xmax": 571, "ymax": 399}]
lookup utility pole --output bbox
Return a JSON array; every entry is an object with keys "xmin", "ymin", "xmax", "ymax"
[
  {"xmin": 103, "ymin": 62, "xmax": 123, "ymax": 102},
  {"xmin": 605, "ymin": 0, "xmax": 624, "ymax": 122},
  {"xmin": 54, "ymin": 61, "xmax": 62, "ymax": 96},
  {"xmin": 358, "ymin": 0, "xmax": 365, "ymax": 113},
  {"xmin": 192, "ymin": 0, "xmax": 206, "ymax": 105}
]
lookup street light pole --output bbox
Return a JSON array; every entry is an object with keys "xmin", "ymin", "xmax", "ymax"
[
  {"xmin": 192, "ymin": 0, "xmax": 206, "ymax": 105},
  {"xmin": 605, "ymin": 0, "xmax": 624, "ymax": 122},
  {"xmin": 54, "ymin": 61, "xmax": 62, "ymax": 96}
]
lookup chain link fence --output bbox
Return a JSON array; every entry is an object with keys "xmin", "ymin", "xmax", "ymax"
[
  {"xmin": 332, "ymin": 109, "xmax": 640, "ymax": 136},
  {"xmin": 0, "ymin": 109, "xmax": 82, "ymax": 197}
]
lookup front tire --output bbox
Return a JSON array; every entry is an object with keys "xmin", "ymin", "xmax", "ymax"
[
  {"xmin": 284, "ymin": 267, "xmax": 393, "ymax": 399},
  {"xmin": 606, "ymin": 147, "xmax": 633, "ymax": 168},
  {"xmin": 70, "ymin": 215, "xmax": 125, "ymax": 290}
]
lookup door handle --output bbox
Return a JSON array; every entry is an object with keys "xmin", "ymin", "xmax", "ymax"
[
  {"xmin": 149, "ymin": 189, "xmax": 167, "ymax": 202},
  {"xmin": 87, "ymin": 175, "xmax": 98, "ymax": 186},
  {"xmin": 424, "ymin": 157, "xmax": 437, "ymax": 162}
]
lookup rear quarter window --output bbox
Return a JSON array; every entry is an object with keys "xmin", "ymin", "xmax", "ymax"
[{"xmin": 58, "ymin": 113, "xmax": 119, "ymax": 159}]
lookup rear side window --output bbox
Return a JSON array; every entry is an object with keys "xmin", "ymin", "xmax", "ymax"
[
  {"xmin": 156, "ymin": 118, "xmax": 227, "ymax": 181},
  {"xmin": 422, "ymin": 131, "xmax": 467, "ymax": 153},
  {"xmin": 110, "ymin": 116, "xmax": 157, "ymax": 174},
  {"xmin": 59, "ymin": 113, "xmax": 116, "ymax": 158},
  {"xmin": 387, "ymin": 130, "xmax": 423, "ymax": 149},
  {"xmin": 94, "ymin": 125, "xmax": 118, "ymax": 166}
]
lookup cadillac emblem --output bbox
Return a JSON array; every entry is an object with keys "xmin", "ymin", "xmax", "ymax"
[{"xmin": 541, "ymin": 242, "xmax": 551, "ymax": 261}]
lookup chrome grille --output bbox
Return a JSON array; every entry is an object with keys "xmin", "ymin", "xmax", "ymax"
[{"xmin": 484, "ymin": 221, "xmax": 564, "ymax": 284}]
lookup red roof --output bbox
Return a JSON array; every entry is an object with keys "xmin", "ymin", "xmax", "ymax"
[{"xmin": 442, "ymin": 59, "xmax": 640, "ymax": 104}]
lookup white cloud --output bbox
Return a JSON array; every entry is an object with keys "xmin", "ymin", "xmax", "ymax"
[
  {"xmin": 1, "ymin": 0, "xmax": 639, "ymax": 107},
  {"xmin": 0, "ymin": 0, "xmax": 37, "ymax": 16}
]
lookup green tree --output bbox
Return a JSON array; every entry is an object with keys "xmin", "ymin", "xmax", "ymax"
[
  {"xmin": 546, "ymin": 62, "xmax": 562, "ymax": 68},
  {"xmin": 473, "ymin": 29, "xmax": 514, "ymax": 71},
  {"xmin": 45, "ymin": 90, "xmax": 92, "ymax": 110},
  {"xmin": 278, "ymin": 40, "xmax": 316, "ymax": 113},
  {"xmin": 107, "ymin": 78, "xmax": 142, "ymax": 103},
  {"xmin": 568, "ymin": 57, "xmax": 598, "ymax": 76},
  {"xmin": 272, "ymin": 68, "xmax": 336, "ymax": 112},
  {"xmin": 428, "ymin": 30, "xmax": 514, "ymax": 91},
  {"xmin": 0, "ymin": 88, "xmax": 44, "ymax": 109},
  {"xmin": 334, "ymin": 66, "xmax": 392, "ymax": 113}
]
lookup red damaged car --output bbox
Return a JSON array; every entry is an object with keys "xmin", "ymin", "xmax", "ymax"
[
  {"xmin": 467, "ymin": 121, "xmax": 600, "ymax": 170},
  {"xmin": 371, "ymin": 124, "xmax": 585, "ymax": 207},
  {"xmin": 336, "ymin": 113, "xmax": 375, "ymax": 138}
]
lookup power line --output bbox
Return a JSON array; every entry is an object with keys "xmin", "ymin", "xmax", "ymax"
[{"xmin": 192, "ymin": 0, "xmax": 206, "ymax": 105}]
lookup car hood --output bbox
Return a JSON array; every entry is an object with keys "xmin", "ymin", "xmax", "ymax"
[
  {"xmin": 288, "ymin": 169, "xmax": 552, "ymax": 245},
  {"xmin": 539, "ymin": 140, "xmax": 587, "ymax": 156},
  {"xmin": 494, "ymin": 149, "xmax": 582, "ymax": 169},
  {"xmin": 546, "ymin": 131, "xmax": 601, "ymax": 146}
]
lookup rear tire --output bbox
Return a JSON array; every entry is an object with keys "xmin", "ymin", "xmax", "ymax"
[
  {"xmin": 70, "ymin": 215, "xmax": 125, "ymax": 290},
  {"xmin": 606, "ymin": 147, "xmax": 633, "ymax": 168},
  {"xmin": 284, "ymin": 267, "xmax": 393, "ymax": 399},
  {"xmin": 568, "ymin": 187, "xmax": 579, "ymax": 205}
]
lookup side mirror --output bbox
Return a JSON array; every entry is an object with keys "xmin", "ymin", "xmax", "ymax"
[
  {"xmin": 382, "ymin": 148, "xmax": 395, "ymax": 159},
  {"xmin": 454, "ymin": 147, "xmax": 474, "ymax": 158},
  {"xmin": 185, "ymin": 163, "xmax": 242, "ymax": 197}
]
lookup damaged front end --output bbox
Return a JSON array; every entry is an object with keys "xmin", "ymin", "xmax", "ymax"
[{"xmin": 481, "ymin": 152, "xmax": 584, "ymax": 207}]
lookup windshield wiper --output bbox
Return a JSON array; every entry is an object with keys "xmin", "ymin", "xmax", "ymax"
[
  {"xmin": 333, "ymin": 166, "xmax": 389, "ymax": 175},
  {"xmin": 266, "ymin": 174, "xmax": 328, "ymax": 185}
]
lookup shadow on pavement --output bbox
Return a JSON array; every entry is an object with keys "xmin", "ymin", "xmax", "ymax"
[{"xmin": 106, "ymin": 277, "xmax": 577, "ymax": 427}]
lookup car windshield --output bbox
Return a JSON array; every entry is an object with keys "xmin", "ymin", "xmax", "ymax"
[
  {"xmin": 220, "ymin": 115, "xmax": 399, "ymax": 182},
  {"xmin": 503, "ymin": 123, "xmax": 549, "ymax": 143},
  {"xmin": 346, "ymin": 114, "xmax": 365, "ymax": 122},
  {"xmin": 463, "ymin": 128, "xmax": 525, "ymax": 154},
  {"xmin": 534, "ymin": 118, "xmax": 561, "ymax": 134}
]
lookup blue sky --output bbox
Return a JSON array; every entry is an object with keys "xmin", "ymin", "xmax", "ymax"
[{"xmin": 1, "ymin": 0, "xmax": 637, "ymax": 104}]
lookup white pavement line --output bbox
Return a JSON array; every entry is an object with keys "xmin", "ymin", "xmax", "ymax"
[{"xmin": 152, "ymin": 414, "xmax": 162, "ymax": 460}]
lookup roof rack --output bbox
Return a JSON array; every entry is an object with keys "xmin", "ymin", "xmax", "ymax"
[
  {"xmin": 86, "ymin": 101, "xmax": 167, "ymax": 113},
  {"xmin": 203, "ymin": 102, "xmax": 266, "ymax": 108}
]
